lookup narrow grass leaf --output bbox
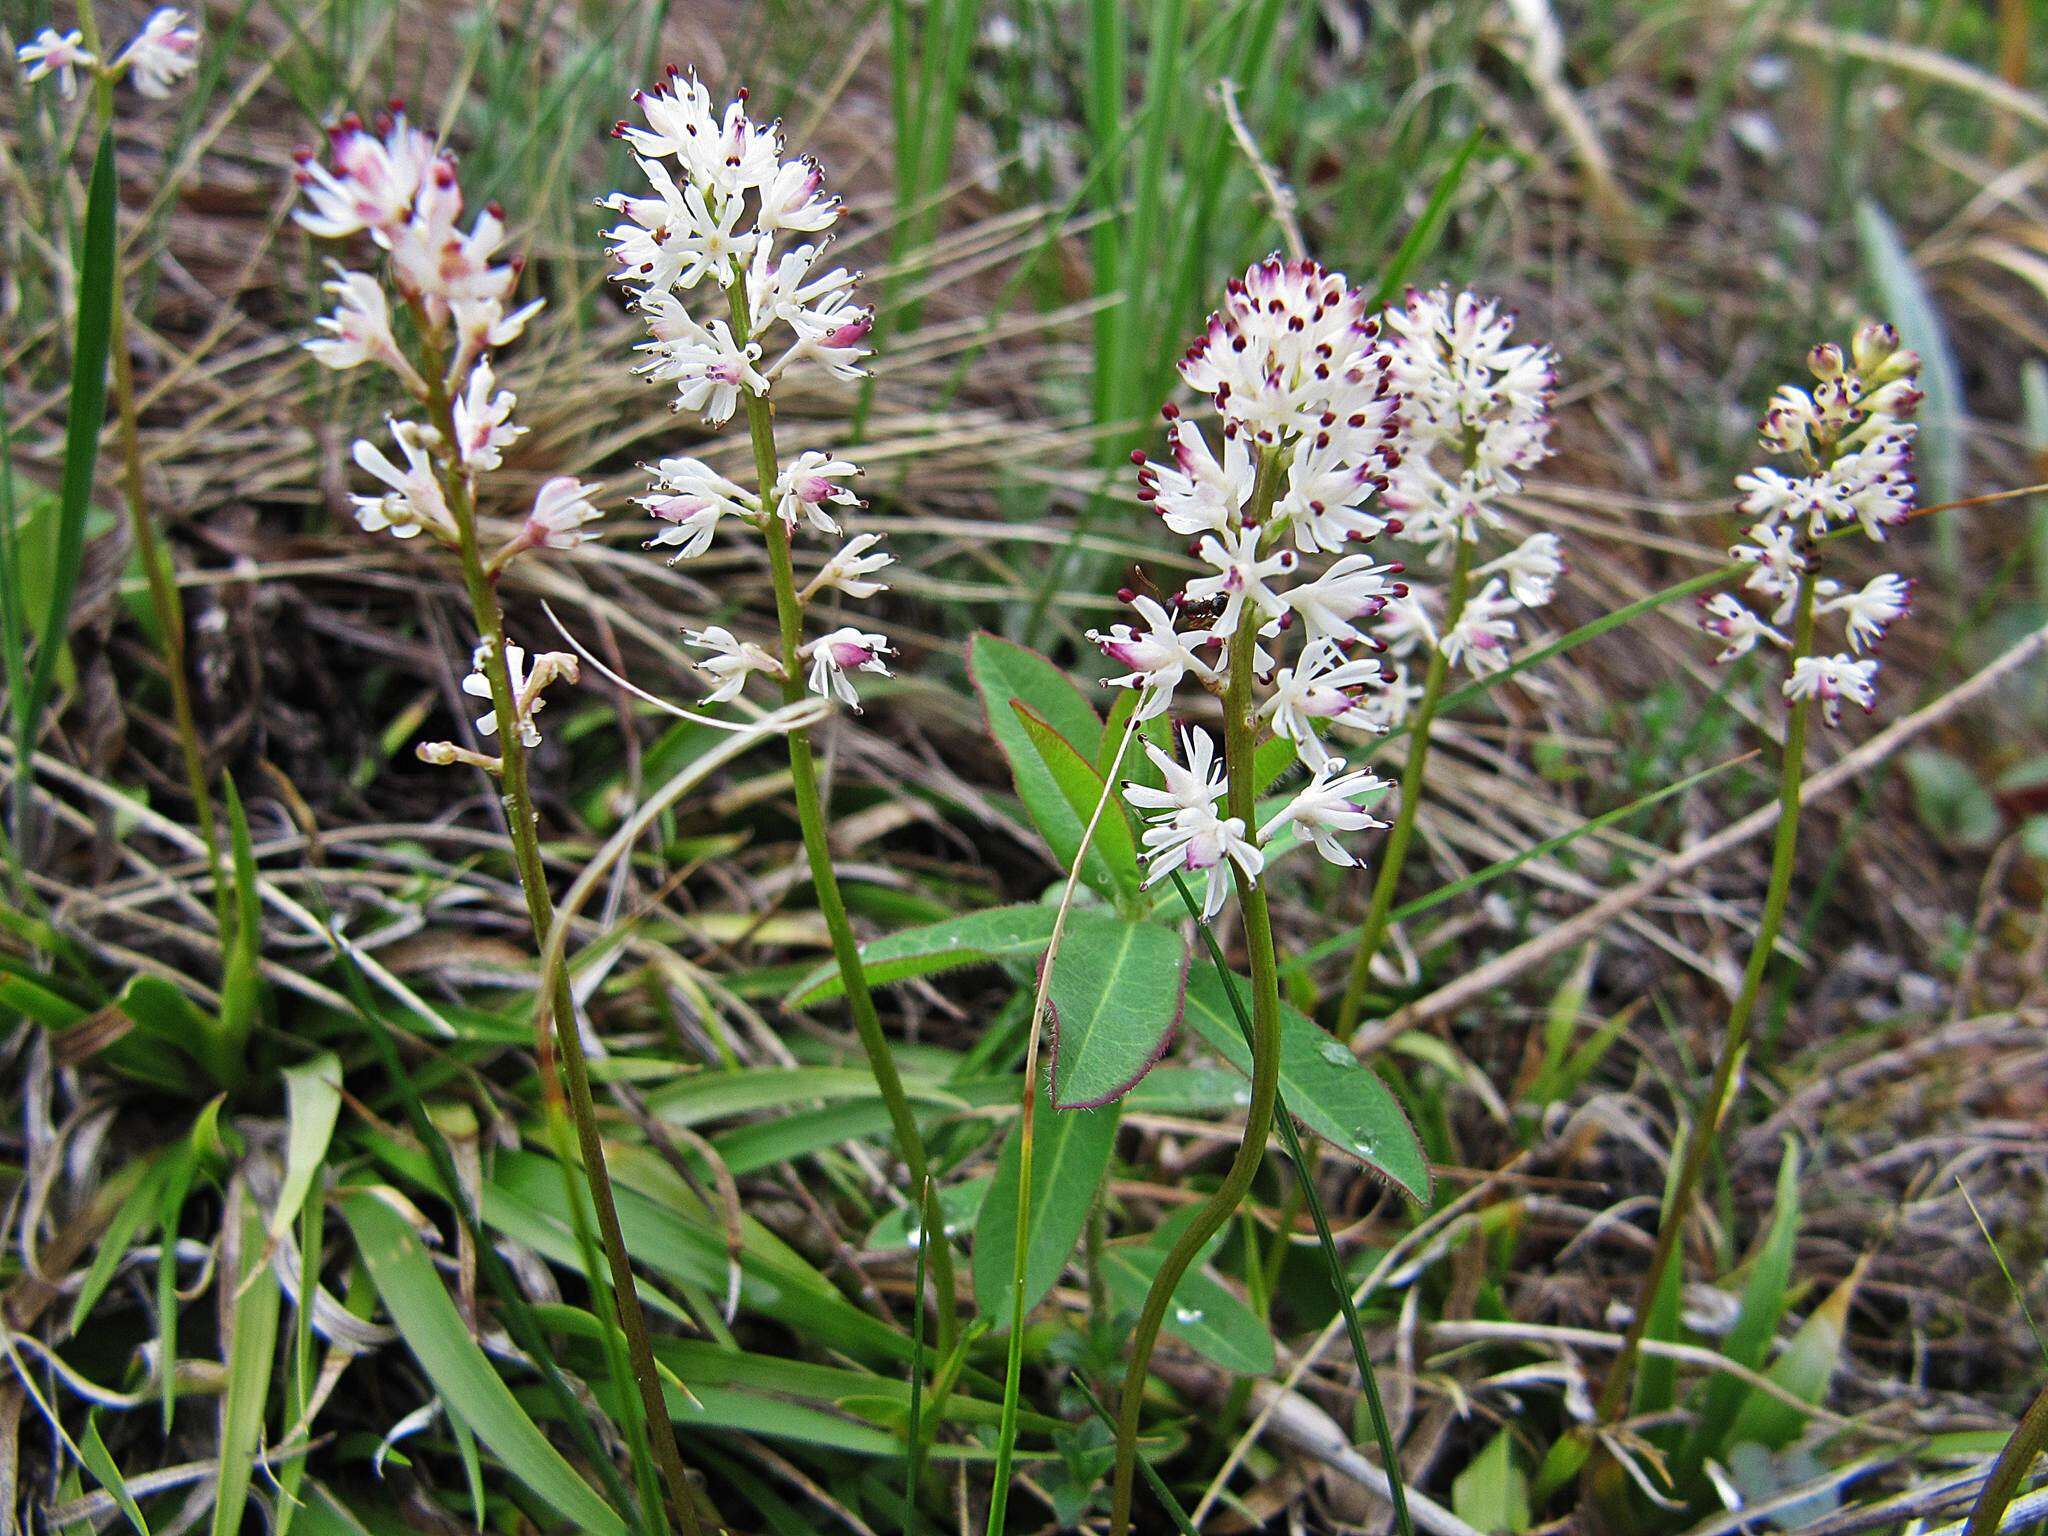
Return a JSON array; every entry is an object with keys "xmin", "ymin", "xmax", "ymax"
[
  {"xmin": 341, "ymin": 1189, "xmax": 629, "ymax": 1536},
  {"xmin": 79, "ymin": 1414, "xmax": 150, "ymax": 1536},
  {"xmin": 24, "ymin": 131, "xmax": 117, "ymax": 741},
  {"xmin": 213, "ymin": 1194, "xmax": 281, "ymax": 1536},
  {"xmin": 269, "ymin": 1051, "xmax": 342, "ymax": 1246}
]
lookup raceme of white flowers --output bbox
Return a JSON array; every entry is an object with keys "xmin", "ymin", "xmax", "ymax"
[
  {"xmin": 292, "ymin": 107, "xmax": 596, "ymax": 759},
  {"xmin": 16, "ymin": 7, "xmax": 198, "ymax": 100},
  {"xmin": 1373, "ymin": 286, "xmax": 1562, "ymax": 696},
  {"xmin": 603, "ymin": 73, "xmax": 896, "ymax": 712},
  {"xmin": 1092, "ymin": 262, "xmax": 1561, "ymax": 918},
  {"xmin": 1698, "ymin": 324, "xmax": 1921, "ymax": 726}
]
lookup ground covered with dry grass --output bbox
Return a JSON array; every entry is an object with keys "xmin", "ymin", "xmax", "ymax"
[{"xmin": 2, "ymin": 1, "xmax": 2047, "ymax": 1532}]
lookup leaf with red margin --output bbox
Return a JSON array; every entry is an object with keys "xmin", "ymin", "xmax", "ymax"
[{"xmin": 1045, "ymin": 913, "xmax": 1188, "ymax": 1110}]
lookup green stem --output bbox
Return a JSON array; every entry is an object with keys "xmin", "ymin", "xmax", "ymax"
[
  {"xmin": 1170, "ymin": 870, "xmax": 1416, "ymax": 1536},
  {"xmin": 1963, "ymin": 1381, "xmax": 2048, "ymax": 1536},
  {"xmin": 1335, "ymin": 531, "xmax": 1475, "ymax": 1040},
  {"xmin": 1591, "ymin": 567, "xmax": 1819, "ymax": 1425},
  {"xmin": 421, "ymin": 356, "xmax": 701, "ymax": 1536},
  {"xmin": 75, "ymin": 6, "xmax": 228, "ymax": 943},
  {"xmin": 726, "ymin": 285, "xmax": 960, "ymax": 1362},
  {"xmin": 1109, "ymin": 458, "xmax": 1285, "ymax": 1536}
]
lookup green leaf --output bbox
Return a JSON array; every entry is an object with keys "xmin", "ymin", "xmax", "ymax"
[
  {"xmin": 1680, "ymin": 1139, "xmax": 1802, "ymax": 1477},
  {"xmin": 216, "ymin": 776, "xmax": 266, "ymax": 1081},
  {"xmin": 80, "ymin": 1413, "xmax": 150, "ymax": 1536},
  {"xmin": 648, "ymin": 1064, "xmax": 967, "ymax": 1125},
  {"xmin": 1045, "ymin": 913, "xmax": 1187, "ymax": 1108},
  {"xmin": 23, "ymin": 130, "xmax": 117, "ymax": 740},
  {"xmin": 69, "ymin": 1154, "xmax": 162, "ymax": 1335},
  {"xmin": 270, "ymin": 1053, "xmax": 342, "ymax": 1246},
  {"xmin": 970, "ymin": 633, "xmax": 1119, "ymax": 882},
  {"xmin": 214, "ymin": 1196, "xmax": 281, "ymax": 1536},
  {"xmin": 340, "ymin": 1190, "xmax": 629, "ymax": 1536},
  {"xmin": 1100, "ymin": 1245, "xmax": 1274, "ymax": 1375},
  {"xmin": 1011, "ymin": 700, "xmax": 1142, "ymax": 906},
  {"xmin": 1181, "ymin": 968, "xmax": 1430, "ymax": 1202},
  {"xmin": 1857, "ymin": 199, "xmax": 1965, "ymax": 574},
  {"xmin": 973, "ymin": 1096, "xmax": 1120, "ymax": 1323},
  {"xmin": 1902, "ymin": 747, "xmax": 2002, "ymax": 850},
  {"xmin": 787, "ymin": 903, "xmax": 1060, "ymax": 1007},
  {"xmin": 1728, "ymin": 1259, "xmax": 1865, "ymax": 1451},
  {"xmin": 1452, "ymin": 1427, "xmax": 1531, "ymax": 1534}
]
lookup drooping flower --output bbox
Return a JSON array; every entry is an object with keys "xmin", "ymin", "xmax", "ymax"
[
  {"xmin": 460, "ymin": 642, "xmax": 579, "ymax": 747},
  {"xmin": 350, "ymin": 422, "xmax": 455, "ymax": 542},
  {"xmin": 772, "ymin": 451, "xmax": 861, "ymax": 536},
  {"xmin": 1783, "ymin": 653, "xmax": 1878, "ymax": 727},
  {"xmin": 16, "ymin": 28, "xmax": 95, "ymax": 97},
  {"xmin": 304, "ymin": 265, "xmax": 427, "ymax": 393},
  {"xmin": 1259, "ymin": 641, "xmax": 1390, "ymax": 767},
  {"xmin": 682, "ymin": 625, "xmax": 783, "ymax": 703},
  {"xmin": 521, "ymin": 477, "xmax": 603, "ymax": 551},
  {"xmin": 802, "ymin": 627, "xmax": 894, "ymax": 710},
  {"xmin": 451, "ymin": 359, "xmax": 524, "ymax": 471},
  {"xmin": 117, "ymin": 7, "xmax": 197, "ymax": 97},
  {"xmin": 1819, "ymin": 572, "xmax": 1912, "ymax": 654},
  {"xmin": 1259, "ymin": 760, "xmax": 1391, "ymax": 866},
  {"xmin": 639, "ymin": 457, "xmax": 758, "ymax": 562},
  {"xmin": 1088, "ymin": 594, "xmax": 1219, "ymax": 719},
  {"xmin": 805, "ymin": 532, "xmax": 895, "ymax": 600},
  {"xmin": 1438, "ymin": 578, "xmax": 1521, "ymax": 676}
]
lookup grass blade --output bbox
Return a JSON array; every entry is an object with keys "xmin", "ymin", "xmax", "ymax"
[{"xmin": 23, "ymin": 130, "xmax": 117, "ymax": 752}]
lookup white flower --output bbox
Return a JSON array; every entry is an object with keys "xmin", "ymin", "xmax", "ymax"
[
  {"xmin": 462, "ymin": 642, "xmax": 578, "ymax": 747},
  {"xmin": 1698, "ymin": 593, "xmax": 1786, "ymax": 663},
  {"xmin": 1280, "ymin": 426, "xmax": 1397, "ymax": 554},
  {"xmin": 1279, "ymin": 551, "xmax": 1401, "ymax": 646},
  {"xmin": 755, "ymin": 156, "xmax": 840, "ymax": 236},
  {"xmin": 639, "ymin": 457, "xmax": 758, "ymax": 562},
  {"xmin": 635, "ymin": 296, "xmax": 767, "ymax": 425},
  {"xmin": 1086, "ymin": 595, "xmax": 1218, "ymax": 719},
  {"xmin": 1373, "ymin": 588, "xmax": 1438, "ymax": 658},
  {"xmin": 1184, "ymin": 524, "xmax": 1297, "ymax": 639},
  {"xmin": 772, "ymin": 451, "xmax": 861, "ymax": 535},
  {"xmin": 1123, "ymin": 728, "xmax": 1228, "ymax": 821},
  {"xmin": 774, "ymin": 285, "xmax": 873, "ymax": 382},
  {"xmin": 522, "ymin": 477, "xmax": 602, "ymax": 550},
  {"xmin": 603, "ymin": 157, "xmax": 758, "ymax": 293},
  {"xmin": 452, "ymin": 359, "xmax": 524, "ymax": 471},
  {"xmin": 16, "ymin": 29, "xmax": 95, "ymax": 97},
  {"xmin": 293, "ymin": 110, "xmax": 436, "ymax": 242},
  {"xmin": 305, "ymin": 265, "xmax": 427, "ymax": 392},
  {"xmin": 1135, "ymin": 416, "xmax": 1253, "ymax": 538},
  {"xmin": 1479, "ymin": 531, "xmax": 1565, "ymax": 608},
  {"xmin": 682, "ymin": 625, "xmax": 782, "ymax": 703},
  {"xmin": 1819, "ymin": 572, "xmax": 1911, "ymax": 653},
  {"xmin": 1783, "ymin": 653, "xmax": 1878, "ymax": 726},
  {"xmin": 1439, "ymin": 578, "xmax": 1521, "ymax": 675},
  {"xmin": 1178, "ymin": 256, "xmax": 1379, "ymax": 447},
  {"xmin": 451, "ymin": 295, "xmax": 546, "ymax": 368},
  {"xmin": 1259, "ymin": 640, "xmax": 1389, "ymax": 767},
  {"xmin": 802, "ymin": 627, "xmax": 894, "ymax": 710},
  {"xmin": 350, "ymin": 422, "xmax": 454, "ymax": 541},
  {"xmin": 1258, "ymin": 759, "xmax": 1389, "ymax": 867},
  {"xmin": 117, "ymin": 8, "xmax": 197, "ymax": 97},
  {"xmin": 1141, "ymin": 806, "xmax": 1264, "ymax": 920},
  {"xmin": 387, "ymin": 179, "xmax": 521, "ymax": 319},
  {"xmin": 745, "ymin": 244, "xmax": 859, "ymax": 338},
  {"xmin": 807, "ymin": 532, "xmax": 894, "ymax": 600},
  {"xmin": 1354, "ymin": 663, "xmax": 1424, "ymax": 732}
]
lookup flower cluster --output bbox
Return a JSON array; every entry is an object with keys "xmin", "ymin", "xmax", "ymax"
[
  {"xmin": 1098, "ymin": 256, "xmax": 1412, "ymax": 916},
  {"xmin": 16, "ymin": 7, "xmax": 197, "ymax": 101},
  {"xmin": 293, "ymin": 106, "xmax": 596, "ymax": 759},
  {"xmin": 1699, "ymin": 324, "xmax": 1921, "ymax": 725},
  {"xmin": 1370, "ymin": 287, "xmax": 1562, "ymax": 693},
  {"xmin": 603, "ymin": 73, "xmax": 895, "ymax": 712}
]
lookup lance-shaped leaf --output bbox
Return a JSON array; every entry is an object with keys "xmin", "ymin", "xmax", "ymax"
[
  {"xmin": 1182, "ymin": 967, "xmax": 1430, "ymax": 1203},
  {"xmin": 1045, "ymin": 913, "xmax": 1187, "ymax": 1109},
  {"xmin": 1100, "ymin": 1244, "xmax": 1275, "ymax": 1375},
  {"xmin": 974, "ymin": 1096, "xmax": 1120, "ymax": 1324},
  {"xmin": 1011, "ymin": 700, "xmax": 1143, "ymax": 909},
  {"xmin": 970, "ymin": 633, "xmax": 1127, "ymax": 897}
]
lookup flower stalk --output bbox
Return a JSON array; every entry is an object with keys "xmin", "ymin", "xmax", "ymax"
[
  {"xmin": 728, "ymin": 284, "xmax": 962, "ymax": 1358},
  {"xmin": 1594, "ymin": 323, "xmax": 1924, "ymax": 1425},
  {"xmin": 1109, "ymin": 456, "xmax": 1287, "ymax": 1536},
  {"xmin": 1334, "ymin": 529, "xmax": 1475, "ymax": 1039}
]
